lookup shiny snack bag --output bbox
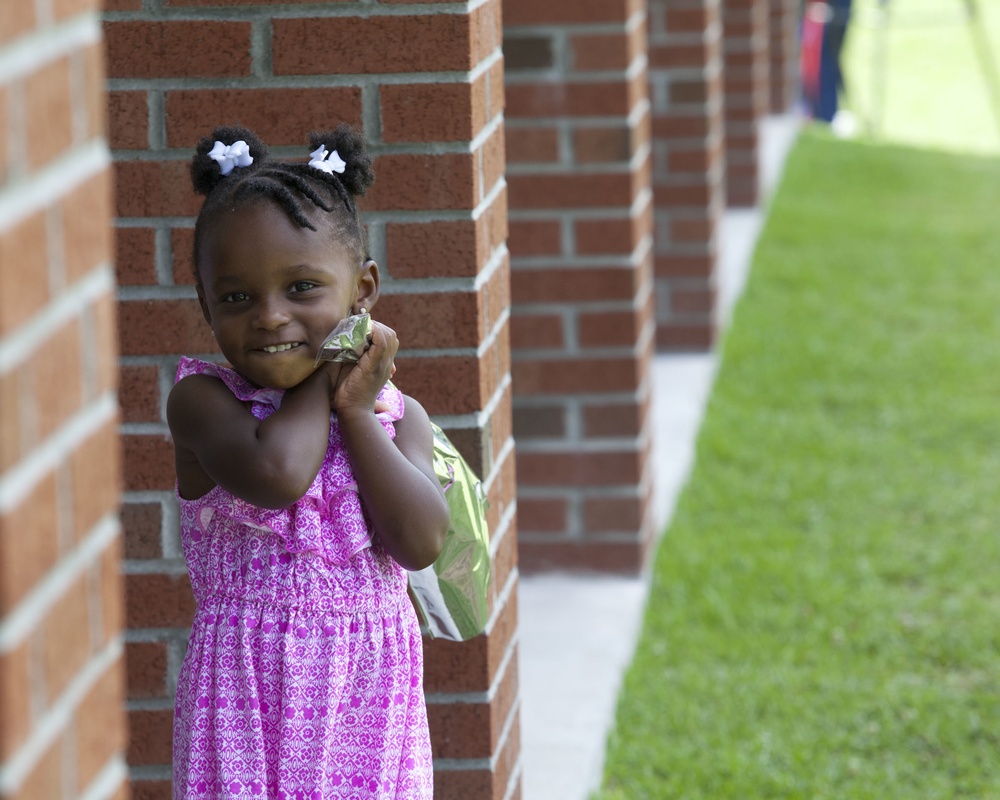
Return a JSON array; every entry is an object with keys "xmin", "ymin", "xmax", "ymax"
[
  {"xmin": 315, "ymin": 312, "xmax": 374, "ymax": 365},
  {"xmin": 409, "ymin": 425, "xmax": 491, "ymax": 641}
]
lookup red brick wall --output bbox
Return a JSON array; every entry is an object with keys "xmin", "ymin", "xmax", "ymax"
[
  {"xmin": 103, "ymin": 1, "xmax": 519, "ymax": 797},
  {"xmin": 504, "ymin": 0, "xmax": 656, "ymax": 572},
  {"xmin": 648, "ymin": 0, "xmax": 726, "ymax": 350},
  {"xmin": 768, "ymin": 0, "xmax": 800, "ymax": 113},
  {"xmin": 0, "ymin": 4, "xmax": 128, "ymax": 799},
  {"xmin": 722, "ymin": 0, "xmax": 770, "ymax": 206}
]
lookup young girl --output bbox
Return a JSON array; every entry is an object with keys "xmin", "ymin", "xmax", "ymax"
[{"xmin": 166, "ymin": 123, "xmax": 450, "ymax": 799}]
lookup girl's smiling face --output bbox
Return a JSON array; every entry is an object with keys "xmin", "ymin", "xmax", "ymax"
[{"xmin": 196, "ymin": 200, "xmax": 378, "ymax": 390}]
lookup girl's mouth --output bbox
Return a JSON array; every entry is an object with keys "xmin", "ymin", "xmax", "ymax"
[{"xmin": 261, "ymin": 342, "xmax": 303, "ymax": 353}]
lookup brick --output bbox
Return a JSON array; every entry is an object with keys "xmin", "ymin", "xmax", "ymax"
[
  {"xmin": 362, "ymin": 153, "xmax": 477, "ymax": 212},
  {"xmin": 574, "ymin": 216, "xmax": 636, "ymax": 255},
  {"xmin": 519, "ymin": 538, "xmax": 647, "ymax": 574},
  {"xmin": 126, "ymin": 641, "xmax": 169, "ymax": 698},
  {"xmin": 428, "ymin": 650, "xmax": 517, "ymax": 759},
  {"xmin": 127, "ymin": 708, "xmax": 174, "ymax": 765},
  {"xmin": 83, "ymin": 41, "xmax": 108, "ymax": 142},
  {"xmin": 512, "ymin": 355, "xmax": 641, "ymax": 394},
  {"xmin": 488, "ymin": 58, "xmax": 506, "ymax": 121},
  {"xmin": 509, "ymin": 314, "xmax": 563, "ymax": 350},
  {"xmin": 90, "ymin": 290, "xmax": 120, "ymax": 398},
  {"xmin": 577, "ymin": 310, "xmax": 641, "ymax": 348},
  {"xmin": 512, "ymin": 405, "xmax": 565, "ymax": 439},
  {"xmin": 504, "ymin": 0, "xmax": 632, "ymax": 25},
  {"xmin": 583, "ymin": 401, "xmax": 645, "ymax": 438},
  {"xmin": 671, "ymin": 284, "xmax": 716, "ymax": 313},
  {"xmin": 381, "ymin": 80, "xmax": 486, "ymax": 143},
  {"xmin": 574, "ymin": 126, "xmax": 632, "ymax": 164},
  {"xmin": 24, "ymin": 57, "xmax": 72, "ymax": 171},
  {"xmin": 583, "ymin": 494, "xmax": 646, "ymax": 533},
  {"xmin": 120, "ymin": 365, "xmax": 162, "ymax": 424},
  {"xmin": 0, "ymin": 0, "xmax": 35, "ymax": 45},
  {"xmin": 70, "ymin": 421, "xmax": 121, "ymax": 540},
  {"xmin": 165, "ymin": 87, "xmax": 363, "ymax": 148},
  {"xmin": 376, "ymin": 290, "xmax": 481, "ymax": 350},
  {"xmin": 10, "ymin": 735, "xmax": 63, "ymax": 800},
  {"xmin": 505, "ymin": 80, "xmax": 634, "ymax": 119},
  {"xmin": 507, "ymin": 219, "xmax": 561, "ymax": 257},
  {"xmin": 99, "ymin": 535, "xmax": 125, "ymax": 645},
  {"xmin": 516, "ymin": 497, "xmax": 567, "ymax": 532},
  {"xmin": 121, "ymin": 502, "xmax": 163, "ymax": 560},
  {"xmin": 107, "ymin": 91, "xmax": 149, "ymax": 150},
  {"xmin": 0, "ymin": 369, "xmax": 23, "ymax": 472},
  {"xmin": 124, "ymin": 573, "xmax": 196, "ymax": 628},
  {"xmin": 30, "ymin": 318, "xmax": 83, "ymax": 442},
  {"xmin": 516, "ymin": 449, "xmax": 642, "ymax": 487},
  {"xmin": 481, "ymin": 124, "xmax": 505, "ymax": 198},
  {"xmin": 0, "ymin": 212, "xmax": 48, "ymax": 335},
  {"xmin": 472, "ymin": 0, "xmax": 502, "ymax": 64},
  {"xmin": 62, "ymin": 169, "xmax": 113, "ymax": 284},
  {"xmin": 385, "ymin": 220, "xmax": 482, "ymax": 280},
  {"xmin": 74, "ymin": 656, "xmax": 125, "ymax": 790},
  {"xmin": 114, "ymin": 227, "xmax": 157, "ymax": 286},
  {"xmin": 656, "ymin": 321, "xmax": 715, "ymax": 350},
  {"xmin": 502, "ymin": 35, "xmax": 554, "ymax": 71},
  {"xmin": 53, "ymin": 0, "xmax": 99, "ymax": 17},
  {"xmin": 273, "ymin": 15, "xmax": 474, "ymax": 75},
  {"xmin": 114, "ymin": 160, "xmax": 201, "ymax": 218},
  {"xmin": 131, "ymin": 781, "xmax": 172, "ymax": 800},
  {"xmin": 0, "ymin": 641, "xmax": 32, "ymax": 761},
  {"xmin": 654, "ymin": 252, "xmax": 715, "ymax": 279},
  {"xmin": 570, "ymin": 32, "xmax": 631, "ymax": 71},
  {"xmin": 43, "ymin": 575, "xmax": 92, "ymax": 699},
  {"xmin": 117, "ymin": 298, "xmax": 214, "ymax": 356},
  {"xmin": 0, "ymin": 473, "xmax": 59, "ymax": 614},
  {"xmin": 507, "ymin": 172, "xmax": 636, "ymax": 210},
  {"xmin": 511, "ymin": 265, "xmax": 638, "ymax": 304},
  {"xmin": 506, "ymin": 127, "xmax": 560, "ymax": 164},
  {"xmin": 104, "ymin": 20, "xmax": 252, "ymax": 79},
  {"xmin": 121, "ymin": 432, "xmax": 176, "ymax": 492}
]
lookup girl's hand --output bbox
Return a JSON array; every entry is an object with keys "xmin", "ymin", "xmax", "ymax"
[{"xmin": 331, "ymin": 321, "xmax": 398, "ymax": 416}]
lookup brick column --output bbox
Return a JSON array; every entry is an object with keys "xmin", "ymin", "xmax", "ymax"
[
  {"xmin": 0, "ymin": 5, "xmax": 127, "ymax": 800},
  {"xmin": 722, "ymin": 0, "xmax": 770, "ymax": 206},
  {"xmin": 504, "ymin": 0, "xmax": 656, "ymax": 572},
  {"xmin": 768, "ymin": 0, "xmax": 800, "ymax": 113},
  {"xmin": 648, "ymin": 0, "xmax": 726, "ymax": 350},
  {"xmin": 102, "ymin": 1, "xmax": 519, "ymax": 797}
]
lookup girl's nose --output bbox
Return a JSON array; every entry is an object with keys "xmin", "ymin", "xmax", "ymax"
[{"xmin": 252, "ymin": 297, "xmax": 292, "ymax": 330}]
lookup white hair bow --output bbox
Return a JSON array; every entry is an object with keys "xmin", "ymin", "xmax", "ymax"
[
  {"xmin": 308, "ymin": 146, "xmax": 347, "ymax": 175},
  {"xmin": 207, "ymin": 140, "xmax": 253, "ymax": 175}
]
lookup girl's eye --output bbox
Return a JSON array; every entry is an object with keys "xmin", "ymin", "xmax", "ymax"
[
  {"xmin": 222, "ymin": 292, "xmax": 250, "ymax": 303},
  {"xmin": 290, "ymin": 281, "xmax": 317, "ymax": 293}
]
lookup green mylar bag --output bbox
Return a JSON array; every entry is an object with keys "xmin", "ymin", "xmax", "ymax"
[
  {"xmin": 315, "ymin": 313, "xmax": 491, "ymax": 641},
  {"xmin": 408, "ymin": 423, "xmax": 491, "ymax": 641}
]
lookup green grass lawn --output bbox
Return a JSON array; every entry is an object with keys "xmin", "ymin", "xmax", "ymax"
[{"xmin": 593, "ymin": 132, "xmax": 1000, "ymax": 798}]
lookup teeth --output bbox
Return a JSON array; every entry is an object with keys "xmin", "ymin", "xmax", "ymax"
[{"xmin": 262, "ymin": 343, "xmax": 299, "ymax": 353}]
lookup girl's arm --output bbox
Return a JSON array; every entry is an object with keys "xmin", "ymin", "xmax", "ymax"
[
  {"xmin": 167, "ymin": 362, "xmax": 342, "ymax": 509},
  {"xmin": 334, "ymin": 325, "xmax": 450, "ymax": 571}
]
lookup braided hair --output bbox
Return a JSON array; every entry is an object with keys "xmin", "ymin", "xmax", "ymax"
[{"xmin": 190, "ymin": 124, "xmax": 375, "ymax": 283}]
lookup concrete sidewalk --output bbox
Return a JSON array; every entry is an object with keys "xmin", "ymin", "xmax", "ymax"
[{"xmin": 516, "ymin": 113, "xmax": 801, "ymax": 800}]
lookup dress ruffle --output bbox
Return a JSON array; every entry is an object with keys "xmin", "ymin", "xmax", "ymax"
[{"xmin": 175, "ymin": 356, "xmax": 405, "ymax": 566}]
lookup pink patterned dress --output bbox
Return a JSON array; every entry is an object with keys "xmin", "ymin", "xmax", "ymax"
[{"xmin": 172, "ymin": 357, "xmax": 433, "ymax": 800}]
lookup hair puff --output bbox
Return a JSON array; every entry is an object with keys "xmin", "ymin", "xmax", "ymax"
[
  {"xmin": 191, "ymin": 125, "xmax": 269, "ymax": 196},
  {"xmin": 309, "ymin": 124, "xmax": 375, "ymax": 197}
]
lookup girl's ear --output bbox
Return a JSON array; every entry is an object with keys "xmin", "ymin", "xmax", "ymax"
[{"xmin": 354, "ymin": 260, "xmax": 380, "ymax": 313}]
